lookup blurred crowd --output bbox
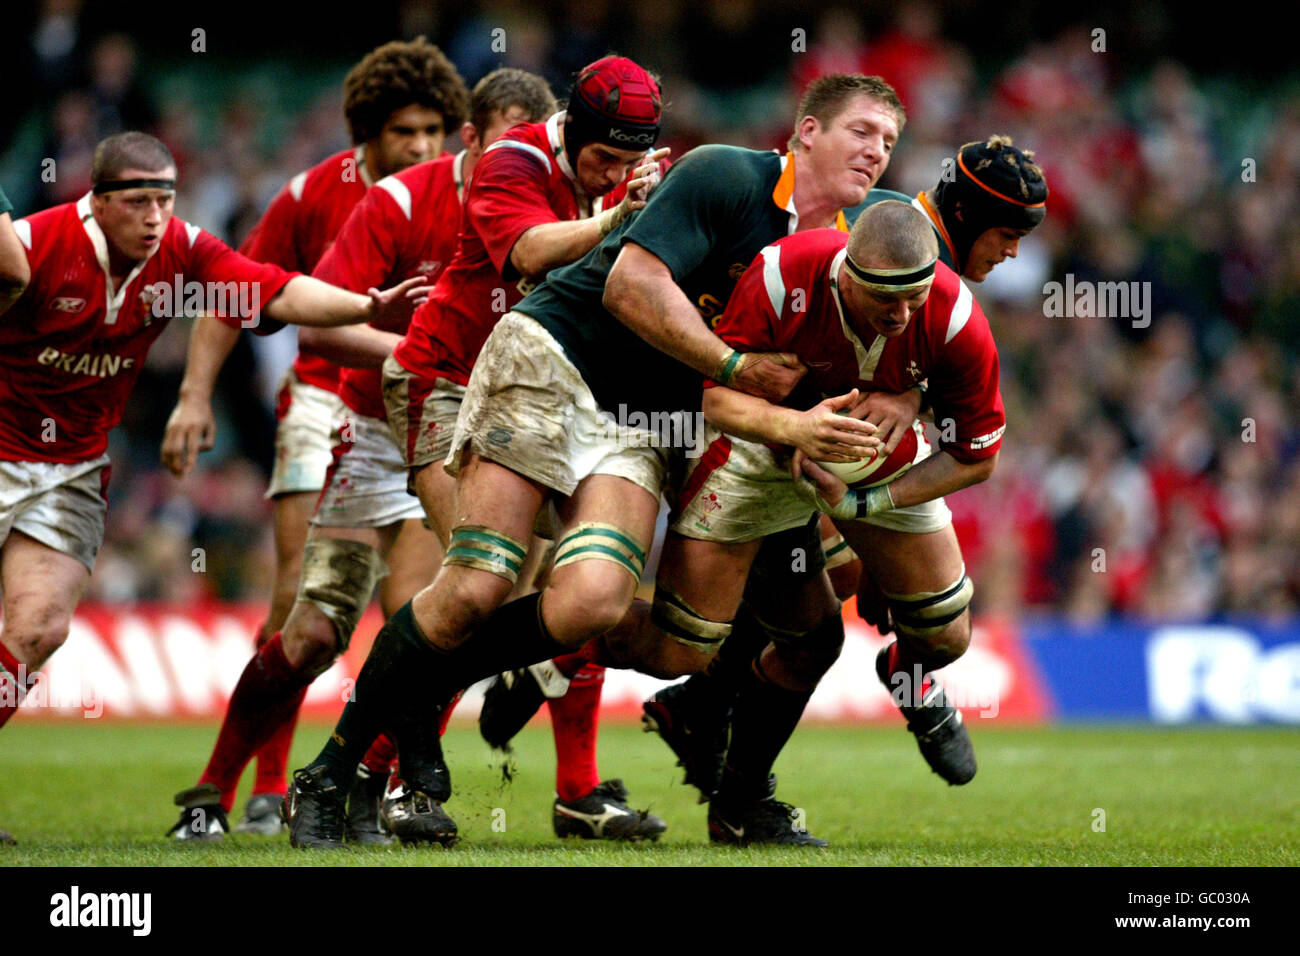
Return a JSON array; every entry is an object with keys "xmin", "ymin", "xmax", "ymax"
[{"xmin": 5, "ymin": 0, "xmax": 1298, "ymax": 621}]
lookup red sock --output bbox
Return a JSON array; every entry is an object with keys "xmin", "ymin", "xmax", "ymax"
[
  {"xmin": 197, "ymin": 633, "xmax": 314, "ymax": 812},
  {"xmin": 886, "ymin": 641, "xmax": 932, "ymax": 705},
  {"xmin": 565, "ymin": 638, "xmax": 618, "ymax": 670},
  {"xmin": 0, "ymin": 644, "xmax": 35, "ymax": 731},
  {"xmin": 548, "ymin": 664, "xmax": 604, "ymax": 802},
  {"xmin": 551, "ymin": 652, "xmax": 589, "ymax": 679},
  {"xmin": 438, "ymin": 689, "xmax": 463, "ymax": 735},
  {"xmin": 361, "ymin": 733, "xmax": 398, "ymax": 775},
  {"xmin": 251, "ymin": 703, "xmax": 302, "ymax": 797}
]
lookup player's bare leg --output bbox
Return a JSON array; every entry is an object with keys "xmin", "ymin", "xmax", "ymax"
[
  {"xmin": 838, "ymin": 521, "xmax": 977, "ymax": 784},
  {"xmin": 290, "ymin": 463, "xmax": 664, "ymax": 846},
  {"xmin": 0, "ymin": 533, "xmax": 91, "ymax": 729}
]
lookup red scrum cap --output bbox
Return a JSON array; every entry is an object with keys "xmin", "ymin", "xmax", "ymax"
[{"xmin": 563, "ymin": 55, "xmax": 662, "ymax": 157}]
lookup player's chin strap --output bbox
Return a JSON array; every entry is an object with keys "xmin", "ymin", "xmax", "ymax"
[{"xmin": 92, "ymin": 178, "xmax": 176, "ymax": 194}]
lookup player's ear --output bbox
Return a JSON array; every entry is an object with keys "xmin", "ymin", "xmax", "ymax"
[
  {"xmin": 461, "ymin": 122, "xmax": 480, "ymax": 156},
  {"xmin": 797, "ymin": 115, "xmax": 819, "ymax": 151}
]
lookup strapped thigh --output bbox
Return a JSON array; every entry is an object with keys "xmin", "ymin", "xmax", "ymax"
[
  {"xmin": 884, "ymin": 569, "xmax": 974, "ymax": 640},
  {"xmin": 296, "ymin": 537, "xmax": 389, "ymax": 649},
  {"xmin": 442, "ymin": 525, "xmax": 529, "ymax": 585},
  {"xmin": 552, "ymin": 521, "xmax": 648, "ymax": 585}
]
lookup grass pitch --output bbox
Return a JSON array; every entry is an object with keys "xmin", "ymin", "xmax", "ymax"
[{"xmin": 2, "ymin": 719, "xmax": 1297, "ymax": 866}]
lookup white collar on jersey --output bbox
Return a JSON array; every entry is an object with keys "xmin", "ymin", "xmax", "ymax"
[
  {"xmin": 355, "ymin": 144, "xmax": 376, "ymax": 188},
  {"xmin": 828, "ymin": 246, "xmax": 886, "ymax": 381},
  {"xmin": 453, "ymin": 149, "xmax": 468, "ymax": 203},
  {"xmin": 547, "ymin": 110, "xmax": 576, "ymax": 184},
  {"xmin": 76, "ymin": 191, "xmax": 175, "ymax": 326}
]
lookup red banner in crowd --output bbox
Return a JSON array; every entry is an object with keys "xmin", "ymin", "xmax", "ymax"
[{"xmin": 12, "ymin": 601, "xmax": 1051, "ymax": 724}]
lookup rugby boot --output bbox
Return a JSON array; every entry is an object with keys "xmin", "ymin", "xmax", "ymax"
[
  {"xmin": 166, "ymin": 783, "xmax": 229, "ymax": 841},
  {"xmin": 708, "ymin": 774, "xmax": 827, "ymax": 847},
  {"xmin": 233, "ymin": 792, "xmax": 286, "ymax": 836},
  {"xmin": 345, "ymin": 765, "xmax": 394, "ymax": 845},
  {"xmin": 285, "ymin": 766, "xmax": 347, "ymax": 850},
  {"xmin": 380, "ymin": 783, "xmax": 459, "ymax": 846},
  {"xmin": 875, "ymin": 645, "xmax": 977, "ymax": 785},
  {"xmin": 641, "ymin": 679, "xmax": 729, "ymax": 802},
  {"xmin": 552, "ymin": 779, "xmax": 667, "ymax": 841},
  {"xmin": 479, "ymin": 660, "xmax": 570, "ymax": 749}
]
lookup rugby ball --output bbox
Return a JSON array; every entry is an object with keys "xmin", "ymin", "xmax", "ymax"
[{"xmin": 814, "ymin": 421, "xmax": 922, "ymax": 488}]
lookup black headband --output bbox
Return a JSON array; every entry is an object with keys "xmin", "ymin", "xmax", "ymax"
[
  {"xmin": 92, "ymin": 178, "xmax": 176, "ymax": 194},
  {"xmin": 843, "ymin": 254, "xmax": 937, "ymax": 291}
]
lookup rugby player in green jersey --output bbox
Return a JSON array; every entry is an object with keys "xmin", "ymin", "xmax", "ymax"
[{"xmin": 288, "ymin": 74, "xmax": 915, "ymax": 848}]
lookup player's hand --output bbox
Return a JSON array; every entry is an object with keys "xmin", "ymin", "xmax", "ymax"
[
  {"xmin": 849, "ymin": 387, "xmax": 922, "ymax": 456},
  {"xmin": 854, "ymin": 570, "xmax": 895, "ymax": 636},
  {"xmin": 161, "ymin": 395, "xmax": 216, "ymax": 478},
  {"xmin": 622, "ymin": 147, "xmax": 671, "ymax": 209},
  {"xmin": 793, "ymin": 452, "xmax": 850, "ymax": 508},
  {"xmin": 731, "ymin": 351, "xmax": 806, "ymax": 402},
  {"xmin": 366, "ymin": 275, "xmax": 433, "ymax": 328},
  {"xmin": 788, "ymin": 389, "xmax": 882, "ymax": 461}
]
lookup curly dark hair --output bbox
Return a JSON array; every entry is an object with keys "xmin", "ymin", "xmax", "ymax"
[{"xmin": 343, "ymin": 37, "xmax": 470, "ymax": 144}]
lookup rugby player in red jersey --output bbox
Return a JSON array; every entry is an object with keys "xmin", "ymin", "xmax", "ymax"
[
  {"xmin": 639, "ymin": 135, "xmax": 1049, "ymax": 810},
  {"xmin": 160, "ymin": 39, "xmax": 468, "ymax": 838},
  {"xmin": 287, "ymin": 56, "xmax": 671, "ymax": 848},
  {"xmin": 165, "ymin": 68, "xmax": 557, "ymax": 845},
  {"xmin": 0, "ymin": 132, "xmax": 426, "ymax": 784},
  {"xmin": 663, "ymin": 201, "xmax": 1006, "ymax": 838}
]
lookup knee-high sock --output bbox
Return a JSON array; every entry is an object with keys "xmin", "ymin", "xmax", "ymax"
[
  {"xmin": 683, "ymin": 600, "xmax": 770, "ymax": 721},
  {"xmin": 360, "ymin": 732, "xmax": 399, "ymax": 776},
  {"xmin": 198, "ymin": 633, "xmax": 313, "ymax": 812},
  {"xmin": 251, "ymin": 624, "xmax": 299, "ymax": 797},
  {"xmin": 717, "ymin": 655, "xmax": 814, "ymax": 802},
  {"xmin": 311, "ymin": 593, "xmax": 567, "ymax": 786},
  {"xmin": 548, "ymin": 663, "xmax": 604, "ymax": 801}
]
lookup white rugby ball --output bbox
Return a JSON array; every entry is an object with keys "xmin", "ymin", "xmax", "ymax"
[{"xmin": 814, "ymin": 422, "xmax": 921, "ymax": 487}]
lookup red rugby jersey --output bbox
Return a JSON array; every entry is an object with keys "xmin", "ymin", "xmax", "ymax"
[
  {"xmin": 316, "ymin": 152, "xmax": 466, "ymax": 420},
  {"xmin": 712, "ymin": 229, "xmax": 1005, "ymax": 463},
  {"xmin": 241, "ymin": 145, "xmax": 373, "ymax": 393},
  {"xmin": 391, "ymin": 112, "xmax": 635, "ymax": 386},
  {"xmin": 2, "ymin": 195, "xmax": 294, "ymax": 463}
]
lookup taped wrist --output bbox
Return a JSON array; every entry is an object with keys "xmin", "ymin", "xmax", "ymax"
[
  {"xmin": 813, "ymin": 482, "xmax": 894, "ymax": 521},
  {"xmin": 715, "ymin": 348, "xmax": 743, "ymax": 386},
  {"xmin": 596, "ymin": 202, "xmax": 629, "ymax": 237}
]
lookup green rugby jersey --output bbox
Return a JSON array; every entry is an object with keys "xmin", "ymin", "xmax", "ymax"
[{"xmin": 516, "ymin": 144, "xmax": 866, "ymax": 417}]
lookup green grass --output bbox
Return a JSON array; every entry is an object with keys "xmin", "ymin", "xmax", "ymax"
[{"xmin": 2, "ymin": 720, "xmax": 1298, "ymax": 866}]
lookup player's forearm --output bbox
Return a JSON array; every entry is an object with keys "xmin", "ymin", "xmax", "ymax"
[
  {"xmin": 298, "ymin": 324, "xmax": 402, "ymax": 369},
  {"xmin": 703, "ymin": 386, "xmax": 799, "ymax": 446},
  {"xmin": 266, "ymin": 275, "xmax": 372, "ymax": 327},
  {"xmin": 509, "ymin": 218, "xmax": 605, "ymax": 280},
  {"xmin": 604, "ymin": 247, "xmax": 730, "ymax": 380},
  {"xmin": 884, "ymin": 449, "xmax": 997, "ymax": 508},
  {"xmin": 178, "ymin": 314, "xmax": 241, "ymax": 402},
  {"xmin": 0, "ymin": 212, "xmax": 30, "ymax": 316}
]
